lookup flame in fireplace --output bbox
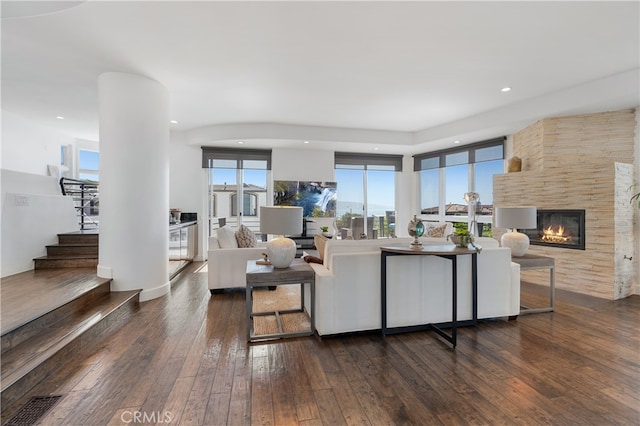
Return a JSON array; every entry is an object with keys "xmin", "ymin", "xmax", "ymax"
[{"xmin": 541, "ymin": 225, "xmax": 571, "ymax": 243}]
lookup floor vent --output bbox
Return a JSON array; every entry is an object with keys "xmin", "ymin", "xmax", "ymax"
[{"xmin": 6, "ymin": 395, "xmax": 62, "ymax": 426}]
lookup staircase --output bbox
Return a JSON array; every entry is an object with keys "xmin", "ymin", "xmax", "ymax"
[
  {"xmin": 33, "ymin": 231, "xmax": 98, "ymax": 269},
  {"xmin": 0, "ymin": 269, "xmax": 140, "ymax": 417},
  {"xmin": 59, "ymin": 177, "xmax": 99, "ymax": 231}
]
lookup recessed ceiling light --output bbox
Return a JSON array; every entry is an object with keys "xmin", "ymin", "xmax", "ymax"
[
  {"xmin": 373, "ymin": 147, "xmax": 379, "ymax": 151},
  {"xmin": 453, "ymin": 140, "xmax": 461, "ymax": 144},
  {"xmin": 303, "ymin": 140, "xmax": 310, "ymax": 144},
  {"xmin": 56, "ymin": 116, "xmax": 64, "ymax": 120},
  {"xmin": 170, "ymin": 120, "xmax": 178, "ymax": 124},
  {"xmin": 237, "ymin": 140, "xmax": 244, "ymax": 144},
  {"xmin": 501, "ymin": 87, "xmax": 512, "ymax": 92}
]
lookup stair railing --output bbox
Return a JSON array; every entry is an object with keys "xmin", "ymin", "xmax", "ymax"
[{"xmin": 59, "ymin": 177, "xmax": 99, "ymax": 230}]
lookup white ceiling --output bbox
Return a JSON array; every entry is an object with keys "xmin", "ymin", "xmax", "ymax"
[{"xmin": 2, "ymin": 1, "xmax": 639, "ymax": 154}]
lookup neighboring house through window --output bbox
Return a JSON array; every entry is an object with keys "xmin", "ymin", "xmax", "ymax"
[{"xmin": 202, "ymin": 147, "xmax": 271, "ymax": 236}]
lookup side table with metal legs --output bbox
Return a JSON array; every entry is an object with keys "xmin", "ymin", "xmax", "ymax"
[{"xmin": 511, "ymin": 254, "xmax": 555, "ymax": 315}]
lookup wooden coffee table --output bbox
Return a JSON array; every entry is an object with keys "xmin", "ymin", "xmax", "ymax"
[{"xmin": 245, "ymin": 259, "xmax": 315, "ymax": 342}]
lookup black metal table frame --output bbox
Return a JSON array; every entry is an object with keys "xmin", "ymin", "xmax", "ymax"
[{"xmin": 381, "ymin": 248, "xmax": 478, "ymax": 348}]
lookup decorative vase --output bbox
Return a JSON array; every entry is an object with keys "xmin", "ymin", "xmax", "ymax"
[
  {"xmin": 448, "ymin": 234, "xmax": 473, "ymax": 248},
  {"xmin": 447, "ymin": 233, "xmax": 482, "ymax": 253},
  {"xmin": 266, "ymin": 236, "xmax": 297, "ymax": 268}
]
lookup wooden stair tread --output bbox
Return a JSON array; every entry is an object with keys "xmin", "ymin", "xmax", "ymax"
[
  {"xmin": 34, "ymin": 233, "xmax": 99, "ymax": 270},
  {"xmin": 58, "ymin": 230, "xmax": 99, "ymax": 236},
  {"xmin": 34, "ymin": 254, "xmax": 98, "ymax": 260},
  {"xmin": 0, "ymin": 290, "xmax": 140, "ymax": 393},
  {"xmin": 1, "ymin": 269, "xmax": 109, "ymax": 335},
  {"xmin": 46, "ymin": 243, "xmax": 98, "ymax": 247}
]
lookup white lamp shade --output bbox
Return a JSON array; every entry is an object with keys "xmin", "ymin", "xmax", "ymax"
[
  {"xmin": 260, "ymin": 206, "xmax": 303, "ymax": 268},
  {"xmin": 494, "ymin": 207, "xmax": 537, "ymax": 229},
  {"xmin": 260, "ymin": 206, "xmax": 303, "ymax": 236}
]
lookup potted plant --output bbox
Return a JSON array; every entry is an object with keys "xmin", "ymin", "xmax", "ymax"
[
  {"xmin": 447, "ymin": 228, "xmax": 482, "ymax": 252},
  {"xmin": 320, "ymin": 226, "xmax": 332, "ymax": 237}
]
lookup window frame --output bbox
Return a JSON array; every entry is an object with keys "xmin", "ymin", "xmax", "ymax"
[
  {"xmin": 334, "ymin": 152, "xmax": 402, "ymax": 238},
  {"xmin": 414, "ymin": 137, "xmax": 505, "ymax": 231},
  {"xmin": 202, "ymin": 147, "xmax": 271, "ymax": 236}
]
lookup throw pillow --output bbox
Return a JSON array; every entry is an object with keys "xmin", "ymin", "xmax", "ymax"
[
  {"xmin": 235, "ymin": 224, "xmax": 257, "ymax": 248},
  {"xmin": 303, "ymin": 255, "xmax": 323, "ymax": 264},
  {"xmin": 217, "ymin": 225, "xmax": 239, "ymax": 249},
  {"xmin": 424, "ymin": 222, "xmax": 448, "ymax": 238},
  {"xmin": 314, "ymin": 234, "xmax": 329, "ymax": 261}
]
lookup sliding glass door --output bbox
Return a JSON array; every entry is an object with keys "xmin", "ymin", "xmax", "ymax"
[
  {"xmin": 202, "ymin": 148, "xmax": 271, "ymax": 236},
  {"xmin": 334, "ymin": 153, "xmax": 402, "ymax": 239}
]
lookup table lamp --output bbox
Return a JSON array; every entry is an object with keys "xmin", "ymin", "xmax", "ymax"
[
  {"xmin": 260, "ymin": 206, "xmax": 303, "ymax": 268},
  {"xmin": 495, "ymin": 206, "xmax": 537, "ymax": 257}
]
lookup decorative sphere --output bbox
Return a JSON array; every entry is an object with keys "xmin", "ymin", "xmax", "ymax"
[{"xmin": 408, "ymin": 215, "xmax": 425, "ymax": 238}]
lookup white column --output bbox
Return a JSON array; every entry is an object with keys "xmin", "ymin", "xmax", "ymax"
[{"xmin": 98, "ymin": 72, "xmax": 170, "ymax": 301}]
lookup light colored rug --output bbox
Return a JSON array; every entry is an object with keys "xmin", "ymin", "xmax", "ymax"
[{"xmin": 252, "ymin": 284, "xmax": 311, "ymax": 336}]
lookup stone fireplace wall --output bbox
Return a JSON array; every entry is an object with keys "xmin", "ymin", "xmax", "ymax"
[{"xmin": 494, "ymin": 108, "xmax": 637, "ymax": 300}]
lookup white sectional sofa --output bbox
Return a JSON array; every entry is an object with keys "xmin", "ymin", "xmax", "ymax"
[
  {"xmin": 207, "ymin": 225, "xmax": 520, "ymax": 336},
  {"xmin": 304, "ymin": 236, "xmax": 520, "ymax": 336}
]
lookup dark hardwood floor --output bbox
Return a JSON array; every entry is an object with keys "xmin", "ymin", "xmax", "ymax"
[
  {"xmin": 3, "ymin": 262, "xmax": 639, "ymax": 425},
  {"xmin": 0, "ymin": 267, "xmax": 107, "ymax": 335}
]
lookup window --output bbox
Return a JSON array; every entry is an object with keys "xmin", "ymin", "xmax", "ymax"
[
  {"xmin": 414, "ymin": 138, "xmax": 505, "ymax": 235},
  {"xmin": 78, "ymin": 149, "xmax": 99, "ymax": 181},
  {"xmin": 202, "ymin": 148, "xmax": 270, "ymax": 236},
  {"xmin": 230, "ymin": 193, "xmax": 259, "ymax": 216},
  {"xmin": 335, "ymin": 152, "xmax": 402, "ymax": 238}
]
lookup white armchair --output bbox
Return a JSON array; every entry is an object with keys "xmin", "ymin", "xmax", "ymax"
[{"xmin": 207, "ymin": 235, "xmax": 266, "ymax": 293}]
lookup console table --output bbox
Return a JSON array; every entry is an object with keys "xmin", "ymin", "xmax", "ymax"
[
  {"xmin": 245, "ymin": 259, "xmax": 315, "ymax": 342},
  {"xmin": 380, "ymin": 245, "xmax": 478, "ymax": 348},
  {"xmin": 511, "ymin": 254, "xmax": 555, "ymax": 314}
]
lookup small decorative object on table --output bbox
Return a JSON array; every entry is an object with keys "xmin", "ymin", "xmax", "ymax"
[
  {"xmin": 464, "ymin": 192, "xmax": 480, "ymax": 236},
  {"xmin": 256, "ymin": 252, "xmax": 271, "ymax": 265},
  {"xmin": 447, "ymin": 229, "xmax": 482, "ymax": 253},
  {"xmin": 507, "ymin": 156, "xmax": 522, "ymax": 173},
  {"xmin": 408, "ymin": 215, "xmax": 425, "ymax": 248},
  {"xmin": 320, "ymin": 226, "xmax": 332, "ymax": 237}
]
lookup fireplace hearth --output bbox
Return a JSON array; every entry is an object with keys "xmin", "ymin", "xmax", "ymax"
[{"xmin": 523, "ymin": 209, "xmax": 585, "ymax": 250}]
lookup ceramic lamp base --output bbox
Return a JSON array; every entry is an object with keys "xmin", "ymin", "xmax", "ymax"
[
  {"xmin": 266, "ymin": 236, "xmax": 297, "ymax": 268},
  {"xmin": 501, "ymin": 230, "xmax": 530, "ymax": 257}
]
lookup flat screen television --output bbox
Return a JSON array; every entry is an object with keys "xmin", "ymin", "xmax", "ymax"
[{"xmin": 274, "ymin": 180, "xmax": 337, "ymax": 218}]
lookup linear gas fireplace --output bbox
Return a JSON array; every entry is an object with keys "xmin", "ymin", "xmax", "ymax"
[{"xmin": 523, "ymin": 209, "xmax": 585, "ymax": 250}]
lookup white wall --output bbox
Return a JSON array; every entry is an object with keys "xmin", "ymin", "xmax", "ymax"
[
  {"xmin": 635, "ymin": 109, "xmax": 640, "ymax": 295},
  {"xmin": 0, "ymin": 112, "xmax": 81, "ymax": 276},
  {"xmin": 1, "ymin": 110, "xmax": 77, "ymax": 176},
  {"xmin": 1, "ymin": 169, "xmax": 78, "ymax": 277},
  {"xmin": 271, "ymin": 148, "xmax": 335, "ymax": 181},
  {"xmin": 272, "ymin": 148, "xmax": 338, "ymax": 234},
  {"xmin": 169, "ymin": 135, "xmax": 207, "ymax": 260}
]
